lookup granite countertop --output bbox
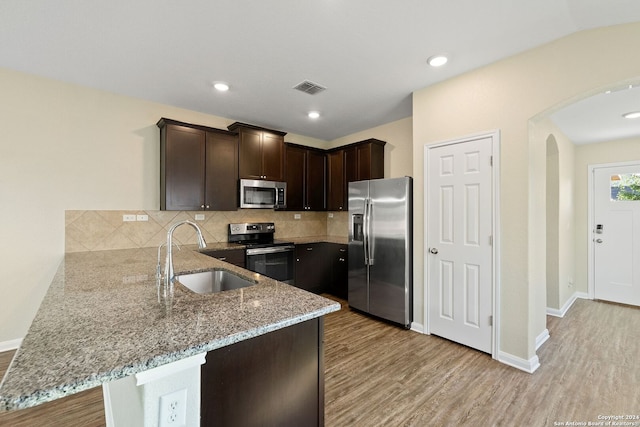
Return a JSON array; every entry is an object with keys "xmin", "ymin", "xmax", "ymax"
[
  {"xmin": 0, "ymin": 246, "xmax": 340, "ymax": 411},
  {"xmin": 286, "ymin": 235, "xmax": 348, "ymax": 245}
]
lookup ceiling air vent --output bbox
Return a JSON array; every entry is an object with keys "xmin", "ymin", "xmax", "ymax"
[{"xmin": 293, "ymin": 80, "xmax": 327, "ymax": 95}]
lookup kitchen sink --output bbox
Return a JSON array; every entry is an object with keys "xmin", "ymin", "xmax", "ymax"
[{"xmin": 177, "ymin": 270, "xmax": 257, "ymax": 294}]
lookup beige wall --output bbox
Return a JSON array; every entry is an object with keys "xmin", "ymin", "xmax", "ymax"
[
  {"xmin": 531, "ymin": 118, "xmax": 576, "ymax": 316},
  {"xmin": 413, "ymin": 22, "xmax": 640, "ymax": 363},
  {"xmin": 574, "ymin": 137, "xmax": 640, "ymax": 296}
]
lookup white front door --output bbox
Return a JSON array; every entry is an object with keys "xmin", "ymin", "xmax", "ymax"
[
  {"xmin": 593, "ymin": 164, "xmax": 640, "ymax": 306},
  {"xmin": 426, "ymin": 136, "xmax": 494, "ymax": 354}
]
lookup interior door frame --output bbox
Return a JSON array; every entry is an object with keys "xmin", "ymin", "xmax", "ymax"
[
  {"xmin": 423, "ymin": 130, "xmax": 501, "ymax": 359},
  {"xmin": 587, "ymin": 160, "xmax": 640, "ymax": 300}
]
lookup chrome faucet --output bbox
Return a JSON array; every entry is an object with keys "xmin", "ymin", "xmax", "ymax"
[{"xmin": 162, "ymin": 220, "xmax": 207, "ymax": 290}]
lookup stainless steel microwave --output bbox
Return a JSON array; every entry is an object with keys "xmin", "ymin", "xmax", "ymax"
[{"xmin": 239, "ymin": 179, "xmax": 287, "ymax": 209}]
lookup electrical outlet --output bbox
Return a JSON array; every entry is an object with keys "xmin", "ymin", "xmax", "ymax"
[
  {"xmin": 159, "ymin": 388, "xmax": 187, "ymax": 427},
  {"xmin": 136, "ymin": 214, "xmax": 148, "ymax": 221},
  {"xmin": 328, "ymin": 213, "xmax": 334, "ymax": 218},
  {"xmin": 123, "ymin": 214, "xmax": 136, "ymax": 222},
  {"xmin": 194, "ymin": 214, "xmax": 205, "ymax": 221},
  {"xmin": 294, "ymin": 214, "xmax": 301, "ymax": 220}
]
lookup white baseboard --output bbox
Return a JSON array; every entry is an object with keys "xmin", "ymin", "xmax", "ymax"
[
  {"xmin": 535, "ymin": 329, "xmax": 550, "ymax": 350},
  {"xmin": 547, "ymin": 291, "xmax": 591, "ymax": 318},
  {"xmin": 0, "ymin": 338, "xmax": 22, "ymax": 353},
  {"xmin": 497, "ymin": 351, "xmax": 540, "ymax": 373},
  {"xmin": 410, "ymin": 322, "xmax": 425, "ymax": 334}
]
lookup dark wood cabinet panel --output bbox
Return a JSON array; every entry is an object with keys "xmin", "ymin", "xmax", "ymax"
[
  {"xmin": 201, "ymin": 318, "xmax": 324, "ymax": 427},
  {"xmin": 262, "ymin": 132, "xmax": 285, "ymax": 181},
  {"xmin": 158, "ymin": 118, "xmax": 238, "ymax": 211},
  {"xmin": 229, "ymin": 122, "xmax": 286, "ymax": 182},
  {"xmin": 295, "ymin": 243, "xmax": 329, "ymax": 294},
  {"xmin": 160, "ymin": 123, "xmax": 206, "ymax": 211},
  {"xmin": 327, "ymin": 139, "xmax": 385, "ymax": 211},
  {"xmin": 355, "ymin": 140, "xmax": 385, "ymax": 180},
  {"xmin": 328, "ymin": 243, "xmax": 348, "ymax": 299},
  {"xmin": 284, "ymin": 145, "xmax": 306, "ymax": 210},
  {"xmin": 205, "ymin": 132, "xmax": 238, "ymax": 210},
  {"xmin": 285, "ymin": 143, "xmax": 326, "ymax": 211},
  {"xmin": 201, "ymin": 248, "xmax": 245, "ymax": 268},
  {"xmin": 237, "ymin": 128, "xmax": 264, "ymax": 180},
  {"xmin": 306, "ymin": 149, "xmax": 326, "ymax": 210},
  {"xmin": 327, "ymin": 150, "xmax": 345, "ymax": 211}
]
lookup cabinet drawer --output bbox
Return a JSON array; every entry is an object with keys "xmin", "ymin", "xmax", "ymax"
[{"xmin": 202, "ymin": 249, "xmax": 245, "ymax": 268}]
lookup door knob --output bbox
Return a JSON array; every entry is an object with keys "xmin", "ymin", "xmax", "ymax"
[
  {"xmin": 429, "ymin": 248, "xmax": 439, "ymax": 254},
  {"xmin": 595, "ymin": 238, "xmax": 603, "ymax": 243}
]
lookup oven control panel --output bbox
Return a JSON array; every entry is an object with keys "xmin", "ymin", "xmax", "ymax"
[{"xmin": 229, "ymin": 222, "xmax": 276, "ymax": 236}]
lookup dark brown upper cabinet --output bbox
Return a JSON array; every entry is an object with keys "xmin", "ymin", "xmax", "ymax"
[
  {"xmin": 158, "ymin": 118, "xmax": 238, "ymax": 211},
  {"xmin": 228, "ymin": 122, "xmax": 286, "ymax": 182},
  {"xmin": 285, "ymin": 143, "xmax": 326, "ymax": 211},
  {"xmin": 326, "ymin": 139, "xmax": 385, "ymax": 211}
]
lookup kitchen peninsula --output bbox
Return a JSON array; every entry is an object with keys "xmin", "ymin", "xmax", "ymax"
[{"xmin": 0, "ymin": 245, "xmax": 340, "ymax": 425}]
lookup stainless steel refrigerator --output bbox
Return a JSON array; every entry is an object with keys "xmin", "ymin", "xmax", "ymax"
[{"xmin": 348, "ymin": 177, "xmax": 413, "ymax": 328}]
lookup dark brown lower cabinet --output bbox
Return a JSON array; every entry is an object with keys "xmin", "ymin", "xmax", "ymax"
[
  {"xmin": 200, "ymin": 248, "xmax": 245, "ymax": 268},
  {"xmin": 328, "ymin": 243, "xmax": 348, "ymax": 299},
  {"xmin": 201, "ymin": 318, "xmax": 324, "ymax": 427},
  {"xmin": 294, "ymin": 243, "xmax": 329, "ymax": 294}
]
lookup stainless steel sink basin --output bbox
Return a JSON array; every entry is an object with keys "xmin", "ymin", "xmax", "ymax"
[{"xmin": 177, "ymin": 270, "xmax": 257, "ymax": 294}]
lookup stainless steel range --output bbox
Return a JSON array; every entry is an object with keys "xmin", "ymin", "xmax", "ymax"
[{"xmin": 228, "ymin": 222, "xmax": 295, "ymax": 284}]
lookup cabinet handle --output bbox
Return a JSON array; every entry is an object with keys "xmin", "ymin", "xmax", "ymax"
[
  {"xmin": 206, "ymin": 205, "xmax": 210, "ymax": 209},
  {"xmin": 338, "ymin": 258, "xmax": 345, "ymax": 262},
  {"xmin": 296, "ymin": 258, "xmax": 300, "ymax": 262},
  {"xmin": 339, "ymin": 248, "xmax": 346, "ymax": 252},
  {"xmin": 218, "ymin": 257, "xmax": 227, "ymax": 261},
  {"xmin": 306, "ymin": 247, "xmax": 313, "ymax": 251},
  {"xmin": 200, "ymin": 204, "xmax": 205, "ymax": 209}
]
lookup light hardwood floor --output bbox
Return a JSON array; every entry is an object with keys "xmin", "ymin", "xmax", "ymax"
[{"xmin": 1, "ymin": 297, "xmax": 638, "ymax": 426}]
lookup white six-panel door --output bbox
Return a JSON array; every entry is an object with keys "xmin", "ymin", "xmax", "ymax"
[
  {"xmin": 426, "ymin": 136, "xmax": 493, "ymax": 353},
  {"xmin": 593, "ymin": 164, "xmax": 640, "ymax": 306}
]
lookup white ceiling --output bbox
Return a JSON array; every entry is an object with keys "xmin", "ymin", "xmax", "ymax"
[{"xmin": 1, "ymin": 0, "xmax": 640, "ymax": 141}]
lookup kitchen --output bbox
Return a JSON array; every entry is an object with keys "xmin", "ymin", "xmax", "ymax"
[{"xmin": 2, "ymin": 2, "xmax": 640, "ymax": 425}]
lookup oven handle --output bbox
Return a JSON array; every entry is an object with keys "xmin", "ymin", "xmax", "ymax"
[{"xmin": 246, "ymin": 245, "xmax": 295, "ymax": 256}]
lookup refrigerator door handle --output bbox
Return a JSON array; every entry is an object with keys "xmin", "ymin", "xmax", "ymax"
[
  {"xmin": 367, "ymin": 198, "xmax": 374, "ymax": 265},
  {"xmin": 363, "ymin": 198, "xmax": 370, "ymax": 265}
]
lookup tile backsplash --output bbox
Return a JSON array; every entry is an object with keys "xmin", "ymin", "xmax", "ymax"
[{"xmin": 65, "ymin": 210, "xmax": 348, "ymax": 252}]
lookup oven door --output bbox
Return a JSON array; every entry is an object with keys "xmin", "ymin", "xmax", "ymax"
[{"xmin": 245, "ymin": 245, "xmax": 295, "ymax": 284}]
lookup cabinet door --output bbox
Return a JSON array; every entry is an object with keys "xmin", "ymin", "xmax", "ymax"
[
  {"xmin": 162, "ymin": 125, "xmax": 205, "ymax": 210},
  {"xmin": 329, "ymin": 243, "xmax": 348, "ymax": 299},
  {"xmin": 205, "ymin": 132, "xmax": 238, "ymax": 211},
  {"xmin": 355, "ymin": 142, "xmax": 385, "ymax": 180},
  {"xmin": 262, "ymin": 132, "xmax": 284, "ymax": 181},
  {"xmin": 238, "ymin": 128, "xmax": 264, "ymax": 180},
  {"xmin": 202, "ymin": 318, "xmax": 322, "ymax": 427},
  {"xmin": 327, "ymin": 150, "xmax": 345, "ymax": 211},
  {"xmin": 295, "ymin": 243, "xmax": 328, "ymax": 294},
  {"xmin": 344, "ymin": 146, "xmax": 358, "ymax": 184},
  {"xmin": 285, "ymin": 145, "xmax": 306, "ymax": 210},
  {"xmin": 306, "ymin": 149, "xmax": 326, "ymax": 211}
]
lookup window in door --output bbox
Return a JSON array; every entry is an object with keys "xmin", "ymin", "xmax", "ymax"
[{"xmin": 610, "ymin": 173, "xmax": 640, "ymax": 201}]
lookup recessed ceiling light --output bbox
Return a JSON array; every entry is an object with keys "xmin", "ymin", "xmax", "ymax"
[
  {"xmin": 427, "ymin": 55, "xmax": 448, "ymax": 67},
  {"xmin": 308, "ymin": 111, "xmax": 320, "ymax": 119},
  {"xmin": 622, "ymin": 111, "xmax": 640, "ymax": 119},
  {"xmin": 213, "ymin": 82, "xmax": 229, "ymax": 92}
]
